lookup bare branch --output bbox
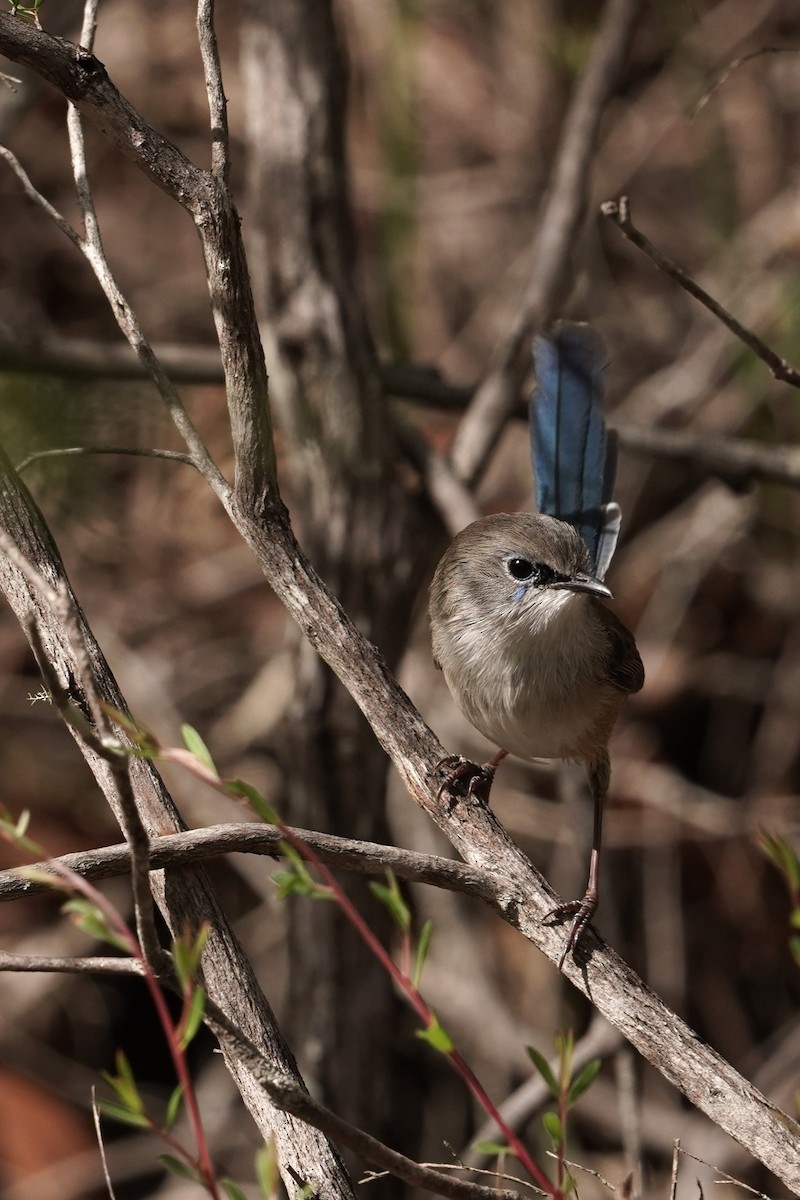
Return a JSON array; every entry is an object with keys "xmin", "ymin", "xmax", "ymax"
[
  {"xmin": 601, "ymin": 196, "xmax": 800, "ymax": 389},
  {"xmin": 196, "ymin": 0, "xmax": 230, "ymax": 182},
  {"xmin": 396, "ymin": 420, "xmax": 481, "ymax": 535},
  {"xmin": 615, "ymin": 420, "xmax": 800, "ymax": 487},
  {"xmin": 0, "ymin": 13, "xmax": 272, "ymax": 508},
  {"xmin": 15, "ymin": 446, "xmax": 198, "ymax": 475},
  {"xmin": 0, "ymin": 951, "xmax": 144, "ymax": 975},
  {"xmin": 0, "ymin": 822, "xmax": 504, "ymax": 904},
  {"xmin": 450, "ymin": 0, "xmax": 643, "ymax": 487},
  {"xmin": 0, "ymin": 144, "xmax": 228, "ymax": 496},
  {"xmin": 0, "ymin": 144, "xmax": 81, "ymax": 246},
  {"xmin": 0, "ymin": 331, "xmax": 225, "ymax": 382},
  {"xmin": 689, "ymin": 47, "xmax": 798, "ymax": 120},
  {"xmin": 202, "ymin": 997, "xmax": 527, "ymax": 1200},
  {"xmin": 5, "ymin": 329, "xmax": 800, "ymax": 490},
  {"xmin": 26, "ymin": 616, "xmax": 165, "ymax": 975}
]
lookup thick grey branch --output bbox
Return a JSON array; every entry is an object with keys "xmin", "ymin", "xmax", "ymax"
[{"xmin": 0, "ymin": 822, "xmax": 505, "ymax": 904}]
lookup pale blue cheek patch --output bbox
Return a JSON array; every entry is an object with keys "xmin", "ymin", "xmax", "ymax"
[{"xmin": 512, "ymin": 585, "xmax": 527, "ymax": 602}]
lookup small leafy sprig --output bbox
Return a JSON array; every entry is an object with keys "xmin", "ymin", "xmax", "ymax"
[
  {"xmin": 527, "ymin": 1033, "xmax": 602, "ymax": 1195},
  {"xmin": 8, "ymin": 0, "xmax": 45, "ymax": 28},
  {"xmin": 164, "ymin": 723, "xmax": 564, "ymax": 1199},
  {"xmin": 0, "ymin": 805, "xmax": 224, "ymax": 1196}
]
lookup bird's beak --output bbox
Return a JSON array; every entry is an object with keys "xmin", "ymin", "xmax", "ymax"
[{"xmin": 550, "ymin": 572, "xmax": 613, "ymax": 600}]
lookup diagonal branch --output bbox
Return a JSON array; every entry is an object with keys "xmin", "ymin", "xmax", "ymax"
[
  {"xmin": 601, "ymin": 196, "xmax": 800, "ymax": 388},
  {"xmin": 450, "ymin": 0, "xmax": 643, "ymax": 487}
]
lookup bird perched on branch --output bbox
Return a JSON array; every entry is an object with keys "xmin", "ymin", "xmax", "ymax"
[{"xmin": 429, "ymin": 322, "xmax": 643, "ymax": 966}]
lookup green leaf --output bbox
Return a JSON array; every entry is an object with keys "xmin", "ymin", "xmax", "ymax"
[
  {"xmin": 61, "ymin": 898, "xmax": 130, "ymax": 953},
  {"xmin": 158, "ymin": 1154, "xmax": 203, "ymax": 1182},
  {"xmin": 179, "ymin": 986, "xmax": 207, "ymax": 1051},
  {"xmin": 567, "ymin": 1057, "xmax": 601, "ymax": 1105},
  {"xmin": 100, "ymin": 705, "xmax": 159, "ymax": 757},
  {"xmin": 526, "ymin": 1046, "xmax": 559, "ymax": 1097},
  {"xmin": 172, "ymin": 925, "xmax": 210, "ymax": 990},
  {"xmin": 272, "ymin": 848, "xmax": 329, "ymax": 901},
  {"xmin": 227, "ymin": 778, "xmax": 278, "ymax": 824},
  {"xmin": 97, "ymin": 1099, "xmax": 151, "ymax": 1129},
  {"xmin": 103, "ymin": 1050, "xmax": 145, "ymax": 1114},
  {"xmin": 555, "ymin": 1029, "xmax": 575, "ymax": 1085},
  {"xmin": 759, "ymin": 831, "xmax": 800, "ymax": 892},
  {"xmin": 542, "ymin": 1110, "xmax": 563, "ymax": 1144},
  {"xmin": 255, "ymin": 1140, "xmax": 279, "ymax": 1197},
  {"xmin": 221, "ymin": 1180, "xmax": 249, "ymax": 1200},
  {"xmin": 412, "ymin": 919, "xmax": 434, "ymax": 990},
  {"xmin": 0, "ymin": 806, "xmax": 43, "ymax": 856},
  {"xmin": 416, "ymin": 1013, "xmax": 454, "ymax": 1053},
  {"xmin": 369, "ymin": 871, "xmax": 410, "ymax": 932},
  {"xmin": 165, "ymin": 1083, "xmax": 184, "ymax": 1130},
  {"xmin": 181, "ymin": 724, "xmax": 218, "ymax": 777},
  {"xmin": 471, "ymin": 1140, "xmax": 510, "ymax": 1158}
]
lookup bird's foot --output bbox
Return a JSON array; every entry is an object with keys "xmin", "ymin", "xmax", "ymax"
[
  {"xmin": 545, "ymin": 893, "xmax": 598, "ymax": 970},
  {"xmin": 434, "ymin": 754, "xmax": 497, "ymax": 806}
]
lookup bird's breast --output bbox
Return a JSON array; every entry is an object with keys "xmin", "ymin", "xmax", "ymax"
[{"xmin": 436, "ymin": 597, "xmax": 619, "ymax": 763}]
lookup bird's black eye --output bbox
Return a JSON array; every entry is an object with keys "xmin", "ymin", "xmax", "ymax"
[{"xmin": 507, "ymin": 557, "xmax": 536, "ymax": 581}]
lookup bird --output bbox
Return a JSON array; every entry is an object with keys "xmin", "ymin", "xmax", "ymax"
[{"xmin": 429, "ymin": 321, "xmax": 644, "ymax": 966}]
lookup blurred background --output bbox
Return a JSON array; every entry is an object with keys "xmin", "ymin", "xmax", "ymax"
[{"xmin": 1, "ymin": 0, "xmax": 800, "ymax": 1197}]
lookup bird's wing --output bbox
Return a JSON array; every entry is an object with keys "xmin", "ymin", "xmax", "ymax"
[{"xmin": 596, "ymin": 604, "xmax": 645, "ymax": 695}]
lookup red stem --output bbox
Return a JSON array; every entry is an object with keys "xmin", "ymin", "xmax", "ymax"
[
  {"xmin": 273, "ymin": 821, "xmax": 561, "ymax": 1199},
  {"xmin": 49, "ymin": 863, "xmax": 221, "ymax": 1199}
]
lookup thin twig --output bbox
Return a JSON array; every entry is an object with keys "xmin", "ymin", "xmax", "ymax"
[
  {"xmin": 77, "ymin": 0, "xmax": 99, "ymax": 52},
  {"xmin": 601, "ymin": 196, "xmax": 800, "ymax": 389},
  {"xmin": 0, "ymin": 521, "xmax": 164, "ymax": 975},
  {"xmin": 0, "ymin": 148, "xmax": 229, "ymax": 497},
  {"xmin": 675, "ymin": 1149, "xmax": 776, "ymax": 1200},
  {"xmin": 0, "ymin": 951, "xmax": 144, "ymax": 974},
  {"xmin": 614, "ymin": 421, "xmax": 800, "ymax": 487},
  {"xmin": 0, "ymin": 145, "xmax": 82, "ymax": 247},
  {"xmin": 396, "ymin": 419, "xmax": 481, "ymax": 535},
  {"xmin": 202, "ymin": 995, "xmax": 525, "ymax": 1200},
  {"xmin": 196, "ymin": 0, "xmax": 229, "ymax": 183},
  {"xmin": 689, "ymin": 47, "xmax": 797, "ymax": 120},
  {"xmin": 27, "ymin": 619, "xmax": 166, "ymax": 975},
  {"xmin": 15, "ymin": 446, "xmax": 198, "ymax": 475},
  {"xmin": 670, "ymin": 1140, "xmax": 680, "ymax": 1200},
  {"xmin": 92, "ymin": 1087, "xmax": 119, "ymax": 1200}
]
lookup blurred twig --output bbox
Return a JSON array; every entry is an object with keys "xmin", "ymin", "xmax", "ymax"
[
  {"xmin": 7, "ymin": 332, "xmax": 800, "ymax": 487},
  {"xmin": 449, "ymin": 0, "xmax": 643, "ymax": 488},
  {"xmin": 601, "ymin": 195, "xmax": 800, "ymax": 389},
  {"xmin": 689, "ymin": 47, "xmax": 798, "ymax": 120},
  {"xmin": 15, "ymin": 445, "xmax": 197, "ymax": 474}
]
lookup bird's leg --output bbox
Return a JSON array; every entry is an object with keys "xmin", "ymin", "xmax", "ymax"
[
  {"xmin": 435, "ymin": 748, "xmax": 508, "ymax": 805},
  {"xmin": 545, "ymin": 756, "xmax": 609, "ymax": 968}
]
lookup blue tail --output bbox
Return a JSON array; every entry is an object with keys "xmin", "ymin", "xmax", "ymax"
[{"xmin": 531, "ymin": 322, "xmax": 620, "ymax": 578}]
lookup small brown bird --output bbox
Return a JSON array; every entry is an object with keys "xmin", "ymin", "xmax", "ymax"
[{"xmin": 429, "ymin": 324, "xmax": 643, "ymax": 965}]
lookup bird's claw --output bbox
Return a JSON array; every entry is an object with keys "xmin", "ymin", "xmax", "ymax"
[
  {"xmin": 434, "ymin": 754, "xmax": 496, "ymax": 805},
  {"xmin": 545, "ymin": 895, "xmax": 597, "ymax": 970}
]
